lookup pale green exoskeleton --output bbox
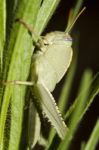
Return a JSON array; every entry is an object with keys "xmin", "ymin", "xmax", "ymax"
[
  {"xmin": 4, "ymin": 8, "xmax": 85, "ymax": 148},
  {"xmin": 16, "ymin": 18, "xmax": 73, "ymax": 141},
  {"xmin": 17, "ymin": 22, "xmax": 72, "ymax": 140},
  {"xmin": 31, "ymin": 31, "xmax": 72, "ymax": 138}
]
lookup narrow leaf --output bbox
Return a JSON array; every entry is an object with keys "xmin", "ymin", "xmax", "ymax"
[
  {"xmin": 0, "ymin": 0, "xmax": 6, "ymax": 69},
  {"xmin": 58, "ymin": 71, "xmax": 99, "ymax": 150},
  {"xmin": 8, "ymin": 1, "xmax": 42, "ymax": 149},
  {"xmin": 34, "ymin": 0, "xmax": 61, "ymax": 34},
  {"xmin": 0, "ymin": 0, "xmax": 41, "ymax": 149},
  {"xmin": 84, "ymin": 119, "xmax": 99, "ymax": 150}
]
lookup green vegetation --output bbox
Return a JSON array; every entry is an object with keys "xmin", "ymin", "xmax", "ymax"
[{"xmin": 0, "ymin": 0, "xmax": 99, "ymax": 150}]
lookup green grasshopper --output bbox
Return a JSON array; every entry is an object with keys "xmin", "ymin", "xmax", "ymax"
[{"xmin": 4, "ymin": 7, "xmax": 85, "ymax": 148}]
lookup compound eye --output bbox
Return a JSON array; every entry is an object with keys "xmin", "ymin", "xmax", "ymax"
[
  {"xmin": 65, "ymin": 38, "xmax": 72, "ymax": 42},
  {"xmin": 64, "ymin": 33, "xmax": 72, "ymax": 42}
]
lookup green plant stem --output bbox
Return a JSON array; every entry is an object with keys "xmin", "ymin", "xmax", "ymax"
[
  {"xmin": 58, "ymin": 70, "xmax": 98, "ymax": 150},
  {"xmin": 84, "ymin": 119, "xmax": 99, "ymax": 150},
  {"xmin": 0, "ymin": 0, "xmax": 6, "ymax": 70}
]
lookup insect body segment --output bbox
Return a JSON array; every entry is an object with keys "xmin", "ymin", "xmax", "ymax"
[
  {"xmin": 42, "ymin": 31, "xmax": 72, "ymax": 46},
  {"xmin": 32, "ymin": 81, "xmax": 68, "ymax": 139},
  {"xmin": 31, "ymin": 31, "xmax": 73, "ymax": 92},
  {"xmin": 30, "ymin": 31, "xmax": 72, "ymax": 139}
]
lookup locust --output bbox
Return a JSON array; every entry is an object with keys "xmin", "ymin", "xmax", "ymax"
[{"xmin": 3, "ymin": 7, "xmax": 85, "ymax": 148}]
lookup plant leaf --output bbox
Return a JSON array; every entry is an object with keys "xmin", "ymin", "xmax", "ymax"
[
  {"xmin": 34, "ymin": 0, "xmax": 60, "ymax": 35},
  {"xmin": 0, "ymin": 0, "xmax": 41, "ymax": 149},
  {"xmin": 0, "ymin": 0, "xmax": 6, "ymax": 69},
  {"xmin": 84, "ymin": 119, "xmax": 99, "ymax": 150},
  {"xmin": 57, "ymin": 72, "xmax": 99, "ymax": 150}
]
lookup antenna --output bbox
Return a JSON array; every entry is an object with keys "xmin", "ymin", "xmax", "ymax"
[{"xmin": 66, "ymin": 7, "xmax": 86, "ymax": 33}]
